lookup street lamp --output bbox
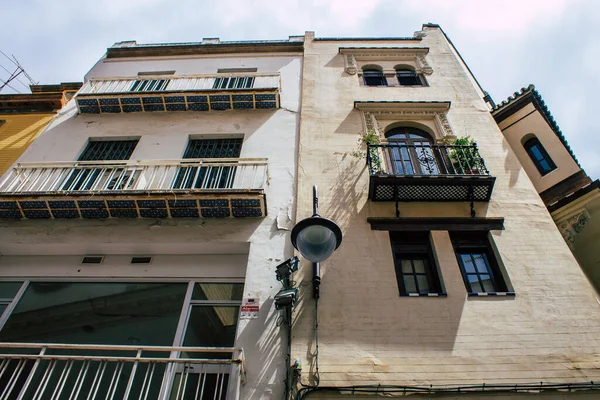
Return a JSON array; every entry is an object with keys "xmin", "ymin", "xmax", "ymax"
[{"xmin": 291, "ymin": 186, "xmax": 342, "ymax": 297}]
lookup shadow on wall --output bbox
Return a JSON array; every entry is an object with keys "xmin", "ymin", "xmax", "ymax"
[
  {"xmin": 502, "ymin": 135, "xmax": 523, "ymax": 189},
  {"xmin": 323, "ymin": 54, "xmax": 350, "ymax": 78},
  {"xmin": 290, "ymin": 152, "xmax": 470, "ymax": 387},
  {"xmin": 237, "ymin": 298, "xmax": 285, "ymax": 400}
]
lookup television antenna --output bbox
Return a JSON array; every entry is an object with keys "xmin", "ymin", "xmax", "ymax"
[{"xmin": 0, "ymin": 51, "xmax": 37, "ymax": 93}]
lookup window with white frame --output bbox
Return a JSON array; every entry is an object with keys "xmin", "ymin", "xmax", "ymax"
[{"xmin": 0, "ymin": 281, "xmax": 243, "ymax": 347}]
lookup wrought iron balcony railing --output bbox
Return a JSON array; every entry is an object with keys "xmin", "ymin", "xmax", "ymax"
[
  {"xmin": 0, "ymin": 343, "xmax": 244, "ymax": 400},
  {"xmin": 367, "ymin": 143, "xmax": 495, "ymax": 202},
  {"xmin": 75, "ymin": 73, "xmax": 280, "ymax": 114},
  {"xmin": 0, "ymin": 158, "xmax": 268, "ymax": 219}
]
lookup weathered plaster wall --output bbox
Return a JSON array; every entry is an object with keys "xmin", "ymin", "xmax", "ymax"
[
  {"xmin": 293, "ymin": 26, "xmax": 600, "ymax": 398},
  {"xmin": 0, "ymin": 53, "xmax": 302, "ymax": 400}
]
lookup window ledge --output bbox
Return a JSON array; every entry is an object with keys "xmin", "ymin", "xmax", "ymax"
[
  {"xmin": 468, "ymin": 292, "xmax": 515, "ymax": 297},
  {"xmin": 401, "ymin": 293, "xmax": 447, "ymax": 297}
]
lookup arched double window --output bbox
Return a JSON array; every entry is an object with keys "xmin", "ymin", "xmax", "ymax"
[
  {"xmin": 362, "ymin": 66, "xmax": 387, "ymax": 87},
  {"xmin": 385, "ymin": 126, "xmax": 439, "ymax": 175},
  {"xmin": 523, "ymin": 136, "xmax": 556, "ymax": 176}
]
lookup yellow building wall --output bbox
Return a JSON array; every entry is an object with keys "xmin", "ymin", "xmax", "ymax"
[{"xmin": 0, "ymin": 114, "xmax": 54, "ymax": 174}]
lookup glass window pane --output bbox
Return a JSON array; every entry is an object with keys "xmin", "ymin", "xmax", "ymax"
[
  {"xmin": 0, "ymin": 303, "xmax": 7, "ymax": 317},
  {"xmin": 473, "ymin": 254, "xmax": 489, "ymax": 273},
  {"xmin": 403, "ymin": 276, "xmax": 417, "ymax": 293},
  {"xmin": 413, "ymin": 259, "xmax": 426, "ymax": 273},
  {"xmin": 0, "ymin": 282, "xmax": 187, "ymax": 346},
  {"xmin": 461, "ymin": 254, "xmax": 476, "ymax": 273},
  {"xmin": 468, "ymin": 275, "xmax": 482, "ymax": 293},
  {"xmin": 183, "ymin": 306, "xmax": 240, "ymax": 358},
  {"xmin": 0, "ymin": 282, "xmax": 24, "ymax": 298},
  {"xmin": 401, "ymin": 260, "xmax": 413, "ymax": 273},
  {"xmin": 531, "ymin": 146, "xmax": 544, "ymax": 160},
  {"xmin": 540, "ymin": 160, "xmax": 551, "ymax": 171},
  {"xmin": 480, "ymin": 275, "xmax": 494, "ymax": 292},
  {"xmin": 416, "ymin": 275, "xmax": 429, "ymax": 293},
  {"xmin": 192, "ymin": 283, "xmax": 244, "ymax": 301}
]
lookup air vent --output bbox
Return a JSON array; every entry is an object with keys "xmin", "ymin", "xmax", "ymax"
[
  {"xmin": 81, "ymin": 256, "xmax": 104, "ymax": 264},
  {"xmin": 131, "ymin": 256, "xmax": 153, "ymax": 264}
]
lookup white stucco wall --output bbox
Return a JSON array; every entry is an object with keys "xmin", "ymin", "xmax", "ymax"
[{"xmin": 0, "ymin": 51, "xmax": 302, "ymax": 400}]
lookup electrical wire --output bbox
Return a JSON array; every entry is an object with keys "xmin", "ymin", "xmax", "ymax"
[
  {"xmin": 296, "ymin": 381, "xmax": 600, "ymax": 399},
  {"xmin": 314, "ymin": 297, "xmax": 320, "ymax": 386}
]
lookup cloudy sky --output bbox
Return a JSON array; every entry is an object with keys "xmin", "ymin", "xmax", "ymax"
[{"xmin": 1, "ymin": 0, "xmax": 598, "ymax": 178}]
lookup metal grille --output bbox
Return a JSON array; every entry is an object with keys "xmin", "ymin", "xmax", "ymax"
[
  {"xmin": 130, "ymin": 79, "xmax": 170, "ymax": 92},
  {"xmin": 0, "ymin": 343, "xmax": 241, "ymax": 400},
  {"xmin": 174, "ymin": 139, "xmax": 242, "ymax": 190},
  {"xmin": 183, "ymin": 139, "xmax": 242, "ymax": 159},
  {"xmin": 212, "ymin": 77, "xmax": 254, "ymax": 90},
  {"xmin": 368, "ymin": 143, "xmax": 490, "ymax": 177},
  {"xmin": 79, "ymin": 140, "xmax": 139, "ymax": 161},
  {"xmin": 372, "ymin": 182, "xmax": 493, "ymax": 202},
  {"xmin": 65, "ymin": 140, "xmax": 139, "ymax": 191}
]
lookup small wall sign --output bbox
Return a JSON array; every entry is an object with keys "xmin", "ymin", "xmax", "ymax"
[{"xmin": 240, "ymin": 298, "xmax": 260, "ymax": 319}]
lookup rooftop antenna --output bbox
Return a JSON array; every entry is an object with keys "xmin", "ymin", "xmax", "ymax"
[{"xmin": 0, "ymin": 51, "xmax": 37, "ymax": 93}]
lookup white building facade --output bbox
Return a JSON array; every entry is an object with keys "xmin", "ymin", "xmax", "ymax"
[{"xmin": 0, "ymin": 37, "xmax": 304, "ymax": 399}]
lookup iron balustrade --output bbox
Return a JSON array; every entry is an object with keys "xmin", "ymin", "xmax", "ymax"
[
  {"xmin": 0, "ymin": 158, "xmax": 268, "ymax": 195},
  {"xmin": 0, "ymin": 343, "xmax": 244, "ymax": 400},
  {"xmin": 77, "ymin": 74, "xmax": 280, "ymax": 95},
  {"xmin": 367, "ymin": 143, "xmax": 490, "ymax": 177}
]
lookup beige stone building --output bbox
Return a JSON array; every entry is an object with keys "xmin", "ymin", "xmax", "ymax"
[
  {"xmin": 492, "ymin": 86, "xmax": 600, "ymax": 294},
  {"xmin": 292, "ymin": 24, "xmax": 600, "ymax": 399}
]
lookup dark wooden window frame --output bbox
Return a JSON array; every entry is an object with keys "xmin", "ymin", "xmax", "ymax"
[
  {"xmin": 523, "ymin": 136, "xmax": 557, "ymax": 176},
  {"xmin": 389, "ymin": 232, "xmax": 444, "ymax": 296},
  {"xmin": 395, "ymin": 69, "xmax": 425, "ymax": 86},
  {"xmin": 362, "ymin": 69, "xmax": 387, "ymax": 87},
  {"xmin": 450, "ymin": 231, "xmax": 512, "ymax": 295}
]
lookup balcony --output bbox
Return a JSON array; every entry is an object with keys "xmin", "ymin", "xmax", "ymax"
[
  {"xmin": 367, "ymin": 144, "xmax": 495, "ymax": 202},
  {"xmin": 75, "ymin": 73, "xmax": 280, "ymax": 114},
  {"xmin": 0, "ymin": 343, "xmax": 244, "ymax": 400},
  {"xmin": 0, "ymin": 158, "xmax": 267, "ymax": 220}
]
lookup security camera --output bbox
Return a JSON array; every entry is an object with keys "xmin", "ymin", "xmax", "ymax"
[
  {"xmin": 275, "ymin": 256, "xmax": 299, "ymax": 284},
  {"xmin": 274, "ymin": 288, "xmax": 298, "ymax": 310}
]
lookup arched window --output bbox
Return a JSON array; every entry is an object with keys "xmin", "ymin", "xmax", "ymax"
[
  {"xmin": 362, "ymin": 66, "xmax": 387, "ymax": 87},
  {"xmin": 395, "ymin": 66, "xmax": 424, "ymax": 86},
  {"xmin": 385, "ymin": 127, "xmax": 439, "ymax": 175},
  {"xmin": 523, "ymin": 136, "xmax": 556, "ymax": 176}
]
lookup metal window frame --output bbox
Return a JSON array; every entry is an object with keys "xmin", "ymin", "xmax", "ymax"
[{"xmin": 524, "ymin": 137, "xmax": 557, "ymax": 176}]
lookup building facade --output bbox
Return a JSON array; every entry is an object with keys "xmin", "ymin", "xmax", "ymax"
[
  {"xmin": 0, "ymin": 24, "xmax": 599, "ymax": 400},
  {"xmin": 492, "ymin": 85, "xmax": 600, "ymax": 293},
  {"xmin": 0, "ymin": 38, "xmax": 303, "ymax": 399},
  {"xmin": 292, "ymin": 25, "xmax": 600, "ymax": 399}
]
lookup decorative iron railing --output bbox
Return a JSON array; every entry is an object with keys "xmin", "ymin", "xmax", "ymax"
[
  {"xmin": 75, "ymin": 74, "xmax": 281, "ymax": 113},
  {"xmin": 367, "ymin": 144, "xmax": 490, "ymax": 177},
  {"xmin": 0, "ymin": 158, "xmax": 268, "ymax": 195},
  {"xmin": 78, "ymin": 74, "xmax": 280, "ymax": 95},
  {"xmin": 0, "ymin": 343, "xmax": 244, "ymax": 400}
]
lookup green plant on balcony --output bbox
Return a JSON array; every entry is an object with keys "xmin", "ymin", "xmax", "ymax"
[
  {"xmin": 449, "ymin": 136, "xmax": 483, "ymax": 174},
  {"xmin": 351, "ymin": 129, "xmax": 383, "ymax": 173}
]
